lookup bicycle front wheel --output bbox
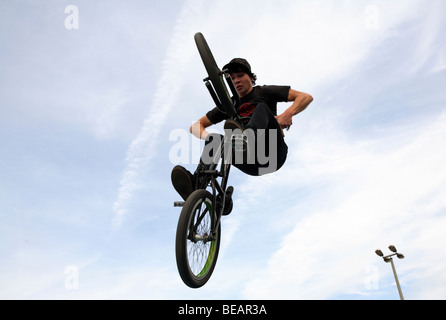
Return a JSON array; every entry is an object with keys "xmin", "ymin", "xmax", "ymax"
[
  {"xmin": 175, "ymin": 189, "xmax": 221, "ymax": 288},
  {"xmin": 194, "ymin": 32, "xmax": 236, "ymax": 118}
]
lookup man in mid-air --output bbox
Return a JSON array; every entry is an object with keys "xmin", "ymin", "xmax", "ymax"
[{"xmin": 172, "ymin": 58, "xmax": 313, "ymax": 201}]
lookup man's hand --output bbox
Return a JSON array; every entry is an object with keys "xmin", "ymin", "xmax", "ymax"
[
  {"xmin": 275, "ymin": 111, "xmax": 293, "ymax": 129},
  {"xmin": 275, "ymin": 111, "xmax": 293, "ymax": 136},
  {"xmin": 190, "ymin": 115, "xmax": 213, "ymax": 140},
  {"xmin": 275, "ymin": 89, "xmax": 313, "ymax": 136}
]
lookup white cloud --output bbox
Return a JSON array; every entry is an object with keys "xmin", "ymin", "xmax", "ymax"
[
  {"xmin": 241, "ymin": 111, "xmax": 446, "ymax": 299},
  {"xmin": 150, "ymin": 0, "xmax": 445, "ymax": 299},
  {"xmin": 192, "ymin": 1, "xmax": 446, "ymax": 300},
  {"xmin": 410, "ymin": 0, "xmax": 446, "ymax": 73},
  {"xmin": 112, "ymin": 0, "xmax": 205, "ymax": 228},
  {"xmin": 113, "ymin": 0, "xmax": 429, "ymax": 230},
  {"xmin": 4, "ymin": 0, "xmax": 444, "ymax": 300},
  {"xmin": 199, "ymin": 0, "xmax": 424, "ymax": 91}
]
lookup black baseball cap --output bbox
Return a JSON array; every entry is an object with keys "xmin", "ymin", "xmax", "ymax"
[{"xmin": 223, "ymin": 58, "xmax": 253, "ymax": 76}]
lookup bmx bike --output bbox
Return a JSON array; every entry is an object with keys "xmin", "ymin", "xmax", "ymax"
[{"xmin": 174, "ymin": 32, "xmax": 245, "ymax": 288}]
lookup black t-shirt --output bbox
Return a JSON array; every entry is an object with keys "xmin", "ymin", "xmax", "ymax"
[{"xmin": 206, "ymin": 85, "xmax": 291, "ymax": 124}]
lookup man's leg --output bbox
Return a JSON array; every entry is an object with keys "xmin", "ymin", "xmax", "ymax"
[
  {"xmin": 236, "ymin": 103, "xmax": 288, "ymax": 175},
  {"xmin": 171, "ymin": 134, "xmax": 224, "ymax": 200}
]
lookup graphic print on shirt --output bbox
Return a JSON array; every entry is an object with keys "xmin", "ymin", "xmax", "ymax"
[{"xmin": 238, "ymin": 102, "xmax": 255, "ymax": 123}]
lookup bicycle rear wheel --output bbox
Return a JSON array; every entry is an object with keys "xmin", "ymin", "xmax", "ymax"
[
  {"xmin": 175, "ymin": 189, "xmax": 221, "ymax": 288},
  {"xmin": 194, "ymin": 32, "xmax": 237, "ymax": 118}
]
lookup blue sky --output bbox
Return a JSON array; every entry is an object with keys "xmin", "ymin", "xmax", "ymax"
[{"xmin": 1, "ymin": 0, "xmax": 446, "ymax": 299}]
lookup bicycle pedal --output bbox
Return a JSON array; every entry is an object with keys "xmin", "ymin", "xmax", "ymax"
[
  {"xmin": 174, "ymin": 201, "xmax": 185, "ymax": 207},
  {"xmin": 226, "ymin": 186, "xmax": 234, "ymax": 198},
  {"xmin": 223, "ymin": 186, "xmax": 234, "ymax": 216}
]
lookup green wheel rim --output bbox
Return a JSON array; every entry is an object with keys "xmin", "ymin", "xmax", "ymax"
[{"xmin": 187, "ymin": 200, "xmax": 218, "ymax": 278}]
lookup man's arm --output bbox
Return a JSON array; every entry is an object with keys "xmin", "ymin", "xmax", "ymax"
[
  {"xmin": 190, "ymin": 115, "xmax": 213, "ymax": 140},
  {"xmin": 276, "ymin": 89, "xmax": 313, "ymax": 129}
]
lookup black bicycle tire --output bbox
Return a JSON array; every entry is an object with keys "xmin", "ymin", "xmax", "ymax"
[
  {"xmin": 175, "ymin": 189, "xmax": 221, "ymax": 288},
  {"xmin": 194, "ymin": 32, "xmax": 237, "ymax": 118}
]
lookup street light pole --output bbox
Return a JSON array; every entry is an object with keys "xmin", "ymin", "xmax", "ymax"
[
  {"xmin": 375, "ymin": 245, "xmax": 405, "ymax": 300},
  {"xmin": 388, "ymin": 257, "xmax": 404, "ymax": 300}
]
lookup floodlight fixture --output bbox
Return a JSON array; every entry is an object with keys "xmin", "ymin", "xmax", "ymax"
[
  {"xmin": 389, "ymin": 245, "xmax": 397, "ymax": 253},
  {"xmin": 375, "ymin": 249, "xmax": 384, "ymax": 257}
]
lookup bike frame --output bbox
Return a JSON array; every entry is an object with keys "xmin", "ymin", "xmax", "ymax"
[
  {"xmin": 202, "ymin": 136, "xmax": 231, "ymax": 237},
  {"xmin": 195, "ymin": 68, "xmax": 242, "ymax": 238}
]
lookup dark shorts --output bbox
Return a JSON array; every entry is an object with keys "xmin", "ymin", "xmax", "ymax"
[{"xmin": 201, "ymin": 103, "xmax": 288, "ymax": 176}]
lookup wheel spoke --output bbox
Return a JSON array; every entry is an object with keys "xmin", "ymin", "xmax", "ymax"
[{"xmin": 186, "ymin": 199, "xmax": 215, "ymax": 277}]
